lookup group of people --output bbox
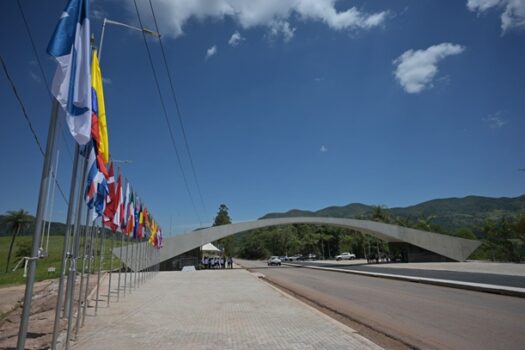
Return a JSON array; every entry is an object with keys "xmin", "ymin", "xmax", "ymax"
[{"xmin": 202, "ymin": 256, "xmax": 233, "ymax": 269}]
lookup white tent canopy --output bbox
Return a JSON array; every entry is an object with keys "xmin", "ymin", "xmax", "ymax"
[{"xmin": 201, "ymin": 243, "xmax": 220, "ymax": 252}]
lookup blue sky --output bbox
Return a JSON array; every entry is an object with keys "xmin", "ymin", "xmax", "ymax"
[{"xmin": 1, "ymin": 0, "xmax": 524, "ymax": 234}]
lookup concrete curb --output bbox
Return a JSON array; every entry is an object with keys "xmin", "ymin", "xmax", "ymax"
[{"xmin": 283, "ymin": 263, "xmax": 525, "ymax": 298}]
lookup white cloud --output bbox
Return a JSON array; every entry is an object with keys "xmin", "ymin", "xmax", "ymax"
[
  {"xmin": 393, "ymin": 43, "xmax": 465, "ymax": 94},
  {"xmin": 146, "ymin": 0, "xmax": 388, "ymax": 40},
  {"xmin": 483, "ymin": 111, "xmax": 508, "ymax": 128},
  {"xmin": 467, "ymin": 0, "xmax": 525, "ymax": 31},
  {"xmin": 320, "ymin": 145, "xmax": 328, "ymax": 152},
  {"xmin": 92, "ymin": 8, "xmax": 109, "ymax": 20},
  {"xmin": 269, "ymin": 20, "xmax": 296, "ymax": 41},
  {"xmin": 206, "ymin": 45, "xmax": 217, "ymax": 59},
  {"xmin": 228, "ymin": 31, "xmax": 245, "ymax": 46}
]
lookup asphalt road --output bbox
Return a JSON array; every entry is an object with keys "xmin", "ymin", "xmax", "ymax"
[
  {"xmin": 290, "ymin": 261, "xmax": 525, "ymax": 288},
  {"xmin": 237, "ymin": 259, "xmax": 525, "ymax": 350}
]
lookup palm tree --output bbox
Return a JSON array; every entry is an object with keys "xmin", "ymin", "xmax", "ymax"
[{"xmin": 4, "ymin": 209, "xmax": 33, "ymax": 272}]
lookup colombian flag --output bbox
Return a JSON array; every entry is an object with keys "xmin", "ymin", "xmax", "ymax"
[{"xmin": 91, "ymin": 50, "xmax": 110, "ymax": 164}]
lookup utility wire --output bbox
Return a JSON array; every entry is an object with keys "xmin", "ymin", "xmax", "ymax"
[
  {"xmin": 147, "ymin": 0, "xmax": 208, "ymax": 216},
  {"xmin": 132, "ymin": 0, "xmax": 202, "ymax": 226},
  {"xmin": 0, "ymin": 54, "xmax": 68, "ymax": 204},
  {"xmin": 16, "ymin": 0, "xmax": 75, "ymax": 163}
]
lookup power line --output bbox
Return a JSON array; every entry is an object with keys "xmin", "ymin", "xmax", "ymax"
[
  {"xmin": 16, "ymin": 0, "xmax": 51, "ymax": 95},
  {"xmin": 15, "ymin": 0, "xmax": 74, "ymax": 162},
  {"xmin": 0, "ymin": 54, "xmax": 68, "ymax": 204},
  {"xmin": 132, "ymin": 0, "xmax": 202, "ymax": 226},
  {"xmin": 147, "ymin": 0, "xmax": 208, "ymax": 216}
]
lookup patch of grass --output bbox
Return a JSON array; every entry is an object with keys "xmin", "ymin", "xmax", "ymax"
[{"xmin": 0, "ymin": 233, "xmax": 129, "ymax": 287}]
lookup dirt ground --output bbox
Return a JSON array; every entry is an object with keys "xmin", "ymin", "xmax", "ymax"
[{"xmin": 0, "ymin": 276, "xmax": 101, "ymax": 350}]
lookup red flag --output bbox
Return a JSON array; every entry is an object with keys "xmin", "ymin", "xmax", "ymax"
[{"xmin": 103, "ymin": 162, "xmax": 117, "ymax": 231}]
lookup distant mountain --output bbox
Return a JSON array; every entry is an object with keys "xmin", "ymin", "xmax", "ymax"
[
  {"xmin": 0, "ymin": 214, "xmax": 69, "ymax": 237},
  {"xmin": 260, "ymin": 194, "xmax": 525, "ymax": 230}
]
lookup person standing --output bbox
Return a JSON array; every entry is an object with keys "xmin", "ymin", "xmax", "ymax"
[{"xmin": 228, "ymin": 256, "xmax": 233, "ymax": 269}]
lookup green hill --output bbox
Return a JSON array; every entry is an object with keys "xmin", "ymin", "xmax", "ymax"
[
  {"xmin": 260, "ymin": 194, "xmax": 525, "ymax": 230},
  {"xmin": 0, "ymin": 214, "xmax": 69, "ymax": 237}
]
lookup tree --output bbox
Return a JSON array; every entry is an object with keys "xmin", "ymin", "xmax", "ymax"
[
  {"xmin": 213, "ymin": 204, "xmax": 231, "ymax": 226},
  {"xmin": 213, "ymin": 204, "xmax": 234, "ymax": 255},
  {"xmin": 372, "ymin": 205, "xmax": 390, "ymax": 223},
  {"xmin": 415, "ymin": 215, "xmax": 439, "ymax": 232},
  {"xmin": 455, "ymin": 227, "xmax": 477, "ymax": 240},
  {"xmin": 15, "ymin": 238, "xmax": 32, "ymax": 259},
  {"xmin": 4, "ymin": 209, "xmax": 33, "ymax": 272}
]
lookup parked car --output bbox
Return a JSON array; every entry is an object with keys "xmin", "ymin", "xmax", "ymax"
[
  {"xmin": 288, "ymin": 254, "xmax": 303, "ymax": 261},
  {"xmin": 335, "ymin": 252, "xmax": 356, "ymax": 261},
  {"xmin": 267, "ymin": 256, "xmax": 282, "ymax": 266},
  {"xmin": 307, "ymin": 253, "xmax": 317, "ymax": 260},
  {"xmin": 279, "ymin": 256, "xmax": 289, "ymax": 262}
]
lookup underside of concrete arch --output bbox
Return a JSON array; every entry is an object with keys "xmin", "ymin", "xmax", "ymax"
[{"xmin": 115, "ymin": 217, "xmax": 482, "ymax": 270}]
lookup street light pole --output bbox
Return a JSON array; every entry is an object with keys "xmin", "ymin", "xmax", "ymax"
[{"xmin": 98, "ymin": 18, "xmax": 160, "ymax": 62}]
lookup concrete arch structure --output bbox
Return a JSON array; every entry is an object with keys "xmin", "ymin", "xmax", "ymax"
[{"xmin": 118, "ymin": 217, "xmax": 481, "ymax": 269}]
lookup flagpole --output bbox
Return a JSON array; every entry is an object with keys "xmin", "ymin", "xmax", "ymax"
[
  {"xmin": 74, "ymin": 214, "xmax": 91, "ymax": 336},
  {"xmin": 124, "ymin": 234, "xmax": 129, "ymax": 295},
  {"xmin": 107, "ymin": 229, "xmax": 114, "ymax": 306},
  {"xmin": 140, "ymin": 239, "xmax": 144, "ymax": 284},
  {"xmin": 95, "ymin": 222, "xmax": 105, "ymax": 314},
  {"xmin": 64, "ymin": 149, "xmax": 88, "ymax": 350},
  {"xmin": 16, "ymin": 99, "xmax": 60, "ymax": 350},
  {"xmin": 81, "ymin": 221, "xmax": 96, "ymax": 328},
  {"xmin": 51, "ymin": 144, "xmax": 79, "ymax": 350},
  {"xmin": 134, "ymin": 237, "xmax": 138, "ymax": 287},
  {"xmin": 137, "ymin": 239, "xmax": 141, "ymax": 285},
  {"xmin": 129, "ymin": 235, "xmax": 135, "ymax": 292},
  {"xmin": 117, "ymin": 231, "xmax": 123, "ymax": 300}
]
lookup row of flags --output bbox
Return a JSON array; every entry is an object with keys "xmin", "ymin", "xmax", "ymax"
[{"xmin": 47, "ymin": 0, "xmax": 162, "ymax": 248}]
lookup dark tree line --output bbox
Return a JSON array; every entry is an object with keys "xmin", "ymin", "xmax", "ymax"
[{"xmin": 232, "ymin": 205, "xmax": 525, "ymax": 262}]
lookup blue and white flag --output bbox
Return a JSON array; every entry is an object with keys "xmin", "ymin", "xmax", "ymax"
[
  {"xmin": 47, "ymin": 0, "xmax": 91, "ymax": 145},
  {"xmin": 85, "ymin": 142, "xmax": 108, "ymax": 222}
]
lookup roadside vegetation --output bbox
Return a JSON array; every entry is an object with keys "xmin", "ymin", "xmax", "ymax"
[
  {"xmin": 233, "ymin": 206, "xmax": 525, "ymax": 263},
  {"xmin": 0, "ymin": 235, "xmax": 125, "ymax": 287}
]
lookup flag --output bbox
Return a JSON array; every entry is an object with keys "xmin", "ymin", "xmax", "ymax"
[
  {"xmin": 133, "ymin": 197, "xmax": 139, "ymax": 239},
  {"xmin": 111, "ymin": 172, "xmax": 123, "ymax": 232},
  {"xmin": 137, "ymin": 203, "xmax": 144, "ymax": 240},
  {"xmin": 122, "ymin": 181, "xmax": 131, "ymax": 233},
  {"xmin": 47, "ymin": 0, "xmax": 91, "ymax": 145},
  {"xmin": 126, "ymin": 191, "xmax": 135, "ymax": 235},
  {"xmin": 103, "ymin": 162, "xmax": 117, "ymax": 230},
  {"xmin": 143, "ymin": 207, "xmax": 150, "ymax": 229},
  {"xmin": 149, "ymin": 219, "xmax": 160, "ymax": 247},
  {"xmin": 91, "ymin": 50, "xmax": 110, "ymax": 163},
  {"xmin": 157, "ymin": 228, "xmax": 163, "ymax": 249},
  {"xmin": 148, "ymin": 226, "xmax": 156, "ymax": 247},
  {"xmin": 84, "ymin": 142, "xmax": 108, "ymax": 222},
  {"xmin": 90, "ymin": 112, "xmax": 109, "ymax": 179}
]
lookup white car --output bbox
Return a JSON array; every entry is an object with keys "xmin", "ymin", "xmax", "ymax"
[
  {"xmin": 335, "ymin": 252, "xmax": 356, "ymax": 261},
  {"xmin": 267, "ymin": 256, "xmax": 282, "ymax": 266}
]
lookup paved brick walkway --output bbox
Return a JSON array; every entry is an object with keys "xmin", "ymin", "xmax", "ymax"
[{"xmin": 71, "ymin": 269, "xmax": 382, "ymax": 350}]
